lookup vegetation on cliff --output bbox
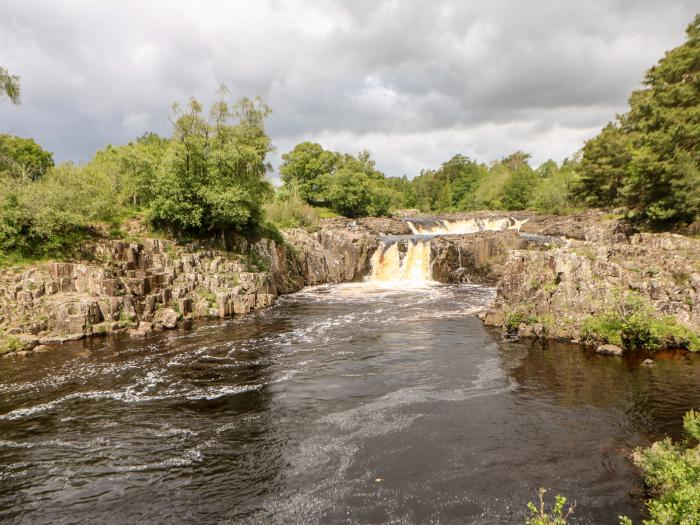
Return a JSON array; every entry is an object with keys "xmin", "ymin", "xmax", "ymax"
[
  {"xmin": 581, "ymin": 293, "xmax": 700, "ymax": 352},
  {"xmin": 0, "ymin": 87, "xmax": 277, "ymax": 264},
  {"xmin": 0, "ymin": 12, "xmax": 698, "ymax": 265},
  {"xmin": 275, "ymin": 13, "xmax": 699, "ymax": 224}
]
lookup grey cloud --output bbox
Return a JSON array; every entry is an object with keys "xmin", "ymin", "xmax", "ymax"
[{"xmin": 0, "ymin": 0, "xmax": 697, "ymax": 176}]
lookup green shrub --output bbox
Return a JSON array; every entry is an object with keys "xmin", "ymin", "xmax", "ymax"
[
  {"xmin": 631, "ymin": 410, "xmax": 700, "ymax": 525},
  {"xmin": 264, "ymin": 189, "xmax": 318, "ymax": 229},
  {"xmin": 581, "ymin": 293, "xmax": 700, "ymax": 351},
  {"xmin": 526, "ymin": 488, "xmax": 575, "ymax": 525},
  {"xmin": 0, "ymin": 335, "xmax": 23, "ymax": 354},
  {"xmin": 505, "ymin": 310, "xmax": 527, "ymax": 332}
]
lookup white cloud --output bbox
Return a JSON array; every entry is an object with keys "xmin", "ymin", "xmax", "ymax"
[{"xmin": 0, "ymin": 0, "xmax": 696, "ymax": 175}]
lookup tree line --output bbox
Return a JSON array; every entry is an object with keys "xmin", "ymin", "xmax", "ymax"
[{"xmin": 0, "ymin": 13, "xmax": 698, "ymax": 262}]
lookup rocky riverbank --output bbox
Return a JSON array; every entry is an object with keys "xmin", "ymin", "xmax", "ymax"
[
  {"xmin": 0, "ymin": 221, "xmax": 380, "ymax": 357},
  {"xmin": 2, "ymin": 211, "xmax": 699, "ymax": 357}
]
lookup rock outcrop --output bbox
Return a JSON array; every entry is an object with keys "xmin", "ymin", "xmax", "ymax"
[
  {"xmin": 3, "ymin": 210, "xmax": 698, "ymax": 355},
  {"xmin": 482, "ymin": 232, "xmax": 700, "ymax": 342},
  {"xmin": 0, "ymin": 222, "xmax": 380, "ymax": 355}
]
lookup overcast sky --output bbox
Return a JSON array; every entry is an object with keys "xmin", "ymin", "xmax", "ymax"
[{"xmin": 1, "ymin": 1, "xmax": 697, "ymax": 180}]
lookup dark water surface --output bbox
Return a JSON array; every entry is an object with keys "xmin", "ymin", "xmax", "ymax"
[{"xmin": 1, "ymin": 283, "xmax": 699, "ymax": 524}]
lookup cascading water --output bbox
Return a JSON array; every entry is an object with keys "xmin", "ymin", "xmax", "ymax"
[
  {"xmin": 369, "ymin": 239, "xmax": 433, "ymax": 284},
  {"xmin": 368, "ymin": 217, "xmax": 527, "ymax": 284},
  {"xmin": 405, "ymin": 217, "xmax": 525, "ymax": 235}
]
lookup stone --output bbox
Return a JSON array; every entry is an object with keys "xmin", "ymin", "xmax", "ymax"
[
  {"xmin": 596, "ymin": 344, "xmax": 624, "ymax": 356},
  {"xmin": 153, "ymin": 308, "xmax": 180, "ymax": 329},
  {"xmin": 16, "ymin": 334, "xmax": 39, "ymax": 351},
  {"xmin": 642, "ymin": 358, "xmax": 655, "ymax": 366},
  {"xmin": 178, "ymin": 297, "xmax": 193, "ymax": 315},
  {"xmin": 33, "ymin": 345, "xmax": 51, "ymax": 353},
  {"xmin": 532, "ymin": 322, "xmax": 545, "ymax": 338},
  {"xmin": 483, "ymin": 308, "xmax": 504, "ymax": 326}
]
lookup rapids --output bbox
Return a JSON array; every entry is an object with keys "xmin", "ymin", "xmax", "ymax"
[{"xmin": 1, "ymin": 282, "xmax": 699, "ymax": 524}]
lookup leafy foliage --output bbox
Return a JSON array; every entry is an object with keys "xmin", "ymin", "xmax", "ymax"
[
  {"xmin": 631, "ymin": 410, "xmax": 700, "ymax": 525},
  {"xmin": 149, "ymin": 90, "xmax": 274, "ymax": 234},
  {"xmin": 526, "ymin": 488, "xmax": 575, "ymax": 525},
  {"xmin": 264, "ymin": 187, "xmax": 319, "ymax": 229},
  {"xmin": 0, "ymin": 66, "xmax": 20, "ymax": 105},
  {"xmin": 579, "ymin": 15, "xmax": 700, "ymax": 225},
  {"xmin": 581, "ymin": 292, "xmax": 700, "ymax": 351},
  {"xmin": 0, "ymin": 87, "xmax": 277, "ymax": 262},
  {"xmin": 0, "ymin": 134, "xmax": 54, "ymax": 181},
  {"xmin": 279, "ymin": 144, "xmax": 401, "ymax": 218}
]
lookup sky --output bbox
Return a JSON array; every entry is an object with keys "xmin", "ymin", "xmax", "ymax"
[{"xmin": 1, "ymin": 0, "xmax": 698, "ymax": 181}]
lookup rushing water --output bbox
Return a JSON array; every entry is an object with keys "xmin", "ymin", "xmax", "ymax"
[{"xmin": 1, "ymin": 282, "xmax": 699, "ymax": 524}]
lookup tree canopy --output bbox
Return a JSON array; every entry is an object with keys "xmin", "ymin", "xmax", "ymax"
[
  {"xmin": 579, "ymin": 14, "xmax": 700, "ymax": 225},
  {"xmin": 0, "ymin": 135, "xmax": 54, "ymax": 181}
]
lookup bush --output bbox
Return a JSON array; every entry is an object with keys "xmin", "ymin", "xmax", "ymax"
[
  {"xmin": 581, "ymin": 293, "xmax": 700, "ymax": 351},
  {"xmin": 264, "ymin": 188, "xmax": 318, "ymax": 229},
  {"xmin": 0, "ymin": 162, "xmax": 119, "ymax": 259},
  {"xmin": 630, "ymin": 410, "xmax": 700, "ymax": 524}
]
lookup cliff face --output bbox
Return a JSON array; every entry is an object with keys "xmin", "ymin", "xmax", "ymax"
[
  {"xmin": 3, "ymin": 211, "xmax": 698, "ymax": 355},
  {"xmin": 483, "ymin": 232, "xmax": 700, "ymax": 342},
  {"xmin": 430, "ymin": 231, "xmax": 525, "ymax": 284},
  {"xmin": 0, "ymin": 224, "xmax": 380, "ymax": 354}
]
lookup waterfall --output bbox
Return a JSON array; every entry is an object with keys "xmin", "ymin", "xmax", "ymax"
[
  {"xmin": 405, "ymin": 217, "xmax": 525, "ymax": 235},
  {"xmin": 368, "ymin": 217, "xmax": 527, "ymax": 286},
  {"xmin": 369, "ymin": 239, "xmax": 434, "ymax": 283}
]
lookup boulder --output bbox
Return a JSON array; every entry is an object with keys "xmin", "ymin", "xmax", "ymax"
[
  {"xmin": 153, "ymin": 308, "xmax": 180, "ymax": 330},
  {"xmin": 596, "ymin": 344, "xmax": 624, "ymax": 356}
]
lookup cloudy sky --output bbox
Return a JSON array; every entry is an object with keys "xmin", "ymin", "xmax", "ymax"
[{"xmin": 1, "ymin": 1, "xmax": 697, "ymax": 180}]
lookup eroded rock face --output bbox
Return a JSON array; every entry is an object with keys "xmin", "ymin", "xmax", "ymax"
[
  {"xmin": 281, "ymin": 227, "xmax": 379, "ymax": 286},
  {"xmin": 430, "ymin": 231, "xmax": 525, "ymax": 284},
  {"xmin": 0, "ymin": 223, "xmax": 381, "ymax": 349},
  {"xmin": 486, "ymin": 233, "xmax": 700, "ymax": 340}
]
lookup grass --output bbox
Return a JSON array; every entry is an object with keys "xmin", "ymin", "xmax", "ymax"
[
  {"xmin": 0, "ymin": 335, "xmax": 23, "ymax": 354},
  {"xmin": 196, "ymin": 288, "xmax": 216, "ymax": 303},
  {"xmin": 581, "ymin": 293, "xmax": 700, "ymax": 351},
  {"xmin": 264, "ymin": 191, "xmax": 319, "ymax": 230}
]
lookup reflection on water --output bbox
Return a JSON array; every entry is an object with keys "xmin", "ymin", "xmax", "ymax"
[{"xmin": 0, "ymin": 282, "xmax": 698, "ymax": 524}]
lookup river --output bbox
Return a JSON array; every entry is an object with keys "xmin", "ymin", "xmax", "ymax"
[{"xmin": 1, "ymin": 281, "xmax": 699, "ymax": 524}]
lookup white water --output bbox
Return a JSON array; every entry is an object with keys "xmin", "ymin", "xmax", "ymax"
[
  {"xmin": 405, "ymin": 217, "xmax": 525, "ymax": 235},
  {"xmin": 369, "ymin": 240, "xmax": 434, "ymax": 284},
  {"xmin": 368, "ymin": 217, "xmax": 527, "ymax": 285}
]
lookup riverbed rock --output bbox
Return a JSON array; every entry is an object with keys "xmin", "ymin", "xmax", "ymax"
[
  {"xmin": 596, "ymin": 344, "xmax": 624, "ymax": 356},
  {"xmin": 153, "ymin": 308, "xmax": 180, "ymax": 330}
]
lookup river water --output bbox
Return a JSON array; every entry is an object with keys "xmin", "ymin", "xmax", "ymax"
[{"xmin": 1, "ymin": 282, "xmax": 699, "ymax": 524}]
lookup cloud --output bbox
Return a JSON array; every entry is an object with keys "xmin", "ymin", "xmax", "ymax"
[{"xmin": 0, "ymin": 0, "xmax": 697, "ymax": 176}]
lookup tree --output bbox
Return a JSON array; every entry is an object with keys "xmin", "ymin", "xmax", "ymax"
[
  {"xmin": 93, "ymin": 132, "xmax": 168, "ymax": 206},
  {"xmin": 578, "ymin": 123, "xmax": 631, "ymax": 206},
  {"xmin": 149, "ymin": 88, "xmax": 274, "ymax": 234},
  {"xmin": 322, "ymin": 168, "xmax": 390, "ymax": 218},
  {"xmin": 0, "ymin": 135, "xmax": 54, "ymax": 181},
  {"xmin": 279, "ymin": 142, "xmax": 341, "ymax": 204},
  {"xmin": 578, "ymin": 14, "xmax": 700, "ymax": 224},
  {"xmin": 0, "ymin": 67, "xmax": 20, "ymax": 105}
]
